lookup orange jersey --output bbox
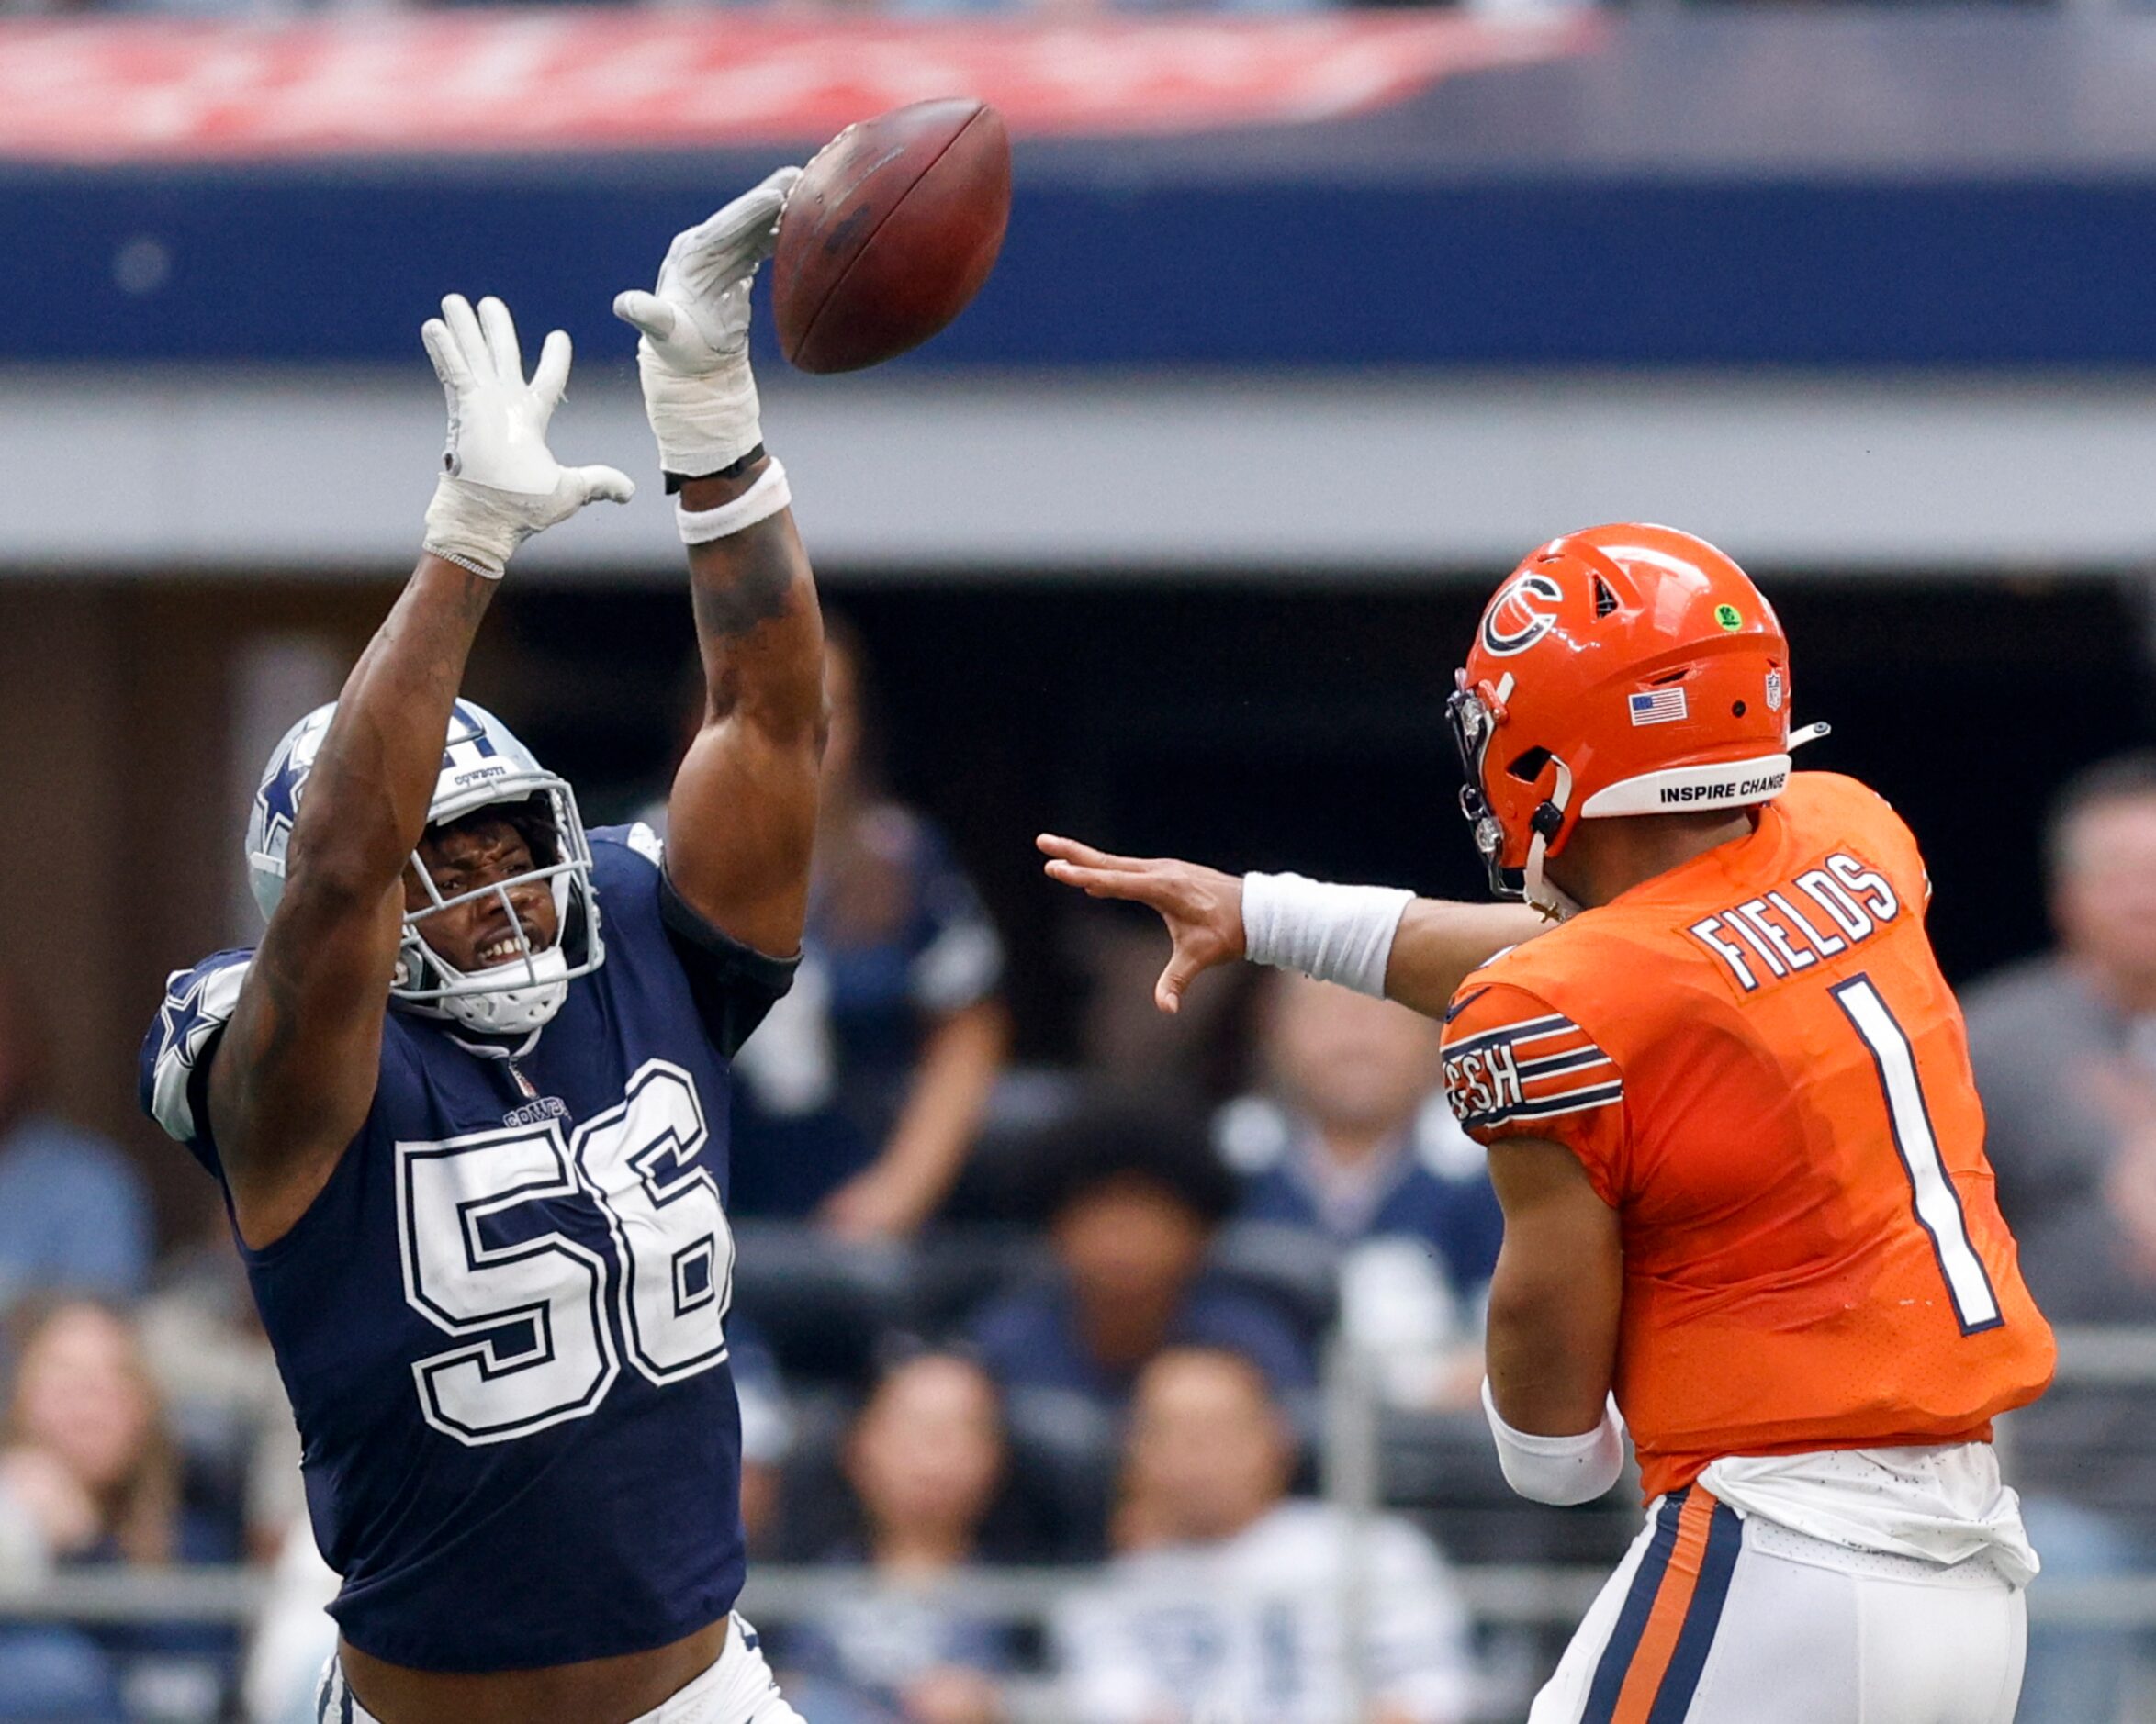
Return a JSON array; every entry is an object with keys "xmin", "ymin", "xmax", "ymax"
[{"xmin": 1440, "ymin": 772, "xmax": 2054, "ymax": 1501}]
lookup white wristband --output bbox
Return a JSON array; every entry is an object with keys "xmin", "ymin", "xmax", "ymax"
[
  {"xmin": 1240, "ymin": 871, "xmax": 1412, "ymax": 998},
  {"xmin": 1482, "ymin": 1379, "xmax": 1626, "ymax": 1506},
  {"xmin": 676, "ymin": 459, "xmax": 791, "ymax": 544}
]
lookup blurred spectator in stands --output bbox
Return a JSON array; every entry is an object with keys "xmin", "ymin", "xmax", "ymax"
[
  {"xmin": 137, "ymin": 1235, "xmax": 291, "ymax": 1565},
  {"xmin": 971, "ymin": 1098, "xmax": 1313, "ymax": 1415},
  {"xmin": 0, "ymin": 1300, "xmax": 236, "ymax": 1722},
  {"xmin": 733, "ymin": 1316, "xmax": 795, "ymax": 1557},
  {"xmin": 1965, "ymin": 750, "xmax": 2156, "ymax": 1723},
  {"xmin": 969, "ymin": 1099, "xmax": 1314, "ymax": 1553},
  {"xmin": 781, "ymin": 1352, "xmax": 1014, "ymax": 1724},
  {"xmin": 241, "ymin": 1525, "xmax": 336, "ymax": 1724},
  {"xmin": 1073, "ymin": 908, "xmax": 1255, "ymax": 1105},
  {"xmin": 1218, "ymin": 973, "xmax": 1499, "ymax": 1405},
  {"xmin": 1054, "ymin": 1348, "xmax": 1475, "ymax": 1724},
  {"xmin": 0, "ymin": 971, "xmax": 150, "ymax": 1324},
  {"xmin": 723, "ymin": 618, "xmax": 1010, "ymax": 1240}
]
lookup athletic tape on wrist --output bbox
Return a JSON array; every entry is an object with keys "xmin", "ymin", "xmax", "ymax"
[
  {"xmin": 1240, "ymin": 871, "xmax": 1412, "ymax": 998},
  {"xmin": 640, "ymin": 345, "xmax": 761, "ymax": 479},
  {"xmin": 677, "ymin": 459, "xmax": 791, "ymax": 544}
]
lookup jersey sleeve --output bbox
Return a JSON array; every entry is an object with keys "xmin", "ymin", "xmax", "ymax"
[
  {"xmin": 1439, "ymin": 978, "xmax": 1629, "ymax": 1204},
  {"xmin": 139, "ymin": 949, "xmax": 253, "ymax": 1179},
  {"xmin": 586, "ymin": 823, "xmax": 799, "ymax": 1059}
]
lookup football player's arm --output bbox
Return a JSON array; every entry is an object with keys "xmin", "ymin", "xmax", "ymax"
[
  {"xmin": 613, "ymin": 170, "xmax": 824, "ymax": 959},
  {"xmin": 1480, "ymin": 1136, "xmax": 1626, "ymax": 1504},
  {"xmin": 662, "ymin": 482, "xmax": 825, "ymax": 957},
  {"xmin": 1035, "ymin": 835, "xmax": 1542, "ymax": 1016},
  {"xmin": 210, "ymin": 297, "xmax": 632, "ymax": 1248}
]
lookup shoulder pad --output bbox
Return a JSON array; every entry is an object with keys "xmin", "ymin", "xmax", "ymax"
[
  {"xmin": 144, "ymin": 953, "xmax": 252, "ymax": 1147},
  {"xmin": 585, "ymin": 821, "xmax": 666, "ymax": 870}
]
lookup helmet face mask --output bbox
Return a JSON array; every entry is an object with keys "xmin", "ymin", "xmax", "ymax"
[
  {"xmin": 247, "ymin": 700, "xmax": 605, "ymax": 1036},
  {"xmin": 1447, "ymin": 677, "xmax": 1523, "ymax": 902},
  {"xmin": 397, "ymin": 787, "xmax": 603, "ymax": 1035}
]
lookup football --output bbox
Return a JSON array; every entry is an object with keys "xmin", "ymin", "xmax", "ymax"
[{"xmin": 771, "ymin": 98, "xmax": 1012, "ymax": 375}]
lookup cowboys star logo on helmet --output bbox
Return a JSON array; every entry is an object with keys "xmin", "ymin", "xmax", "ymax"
[{"xmin": 1448, "ymin": 524, "xmax": 1828, "ymax": 919}]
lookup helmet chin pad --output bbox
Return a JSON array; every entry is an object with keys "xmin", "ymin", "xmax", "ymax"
[{"xmin": 435, "ymin": 946, "xmax": 571, "ymax": 1036}]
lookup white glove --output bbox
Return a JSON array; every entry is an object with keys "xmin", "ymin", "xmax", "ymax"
[
  {"xmin": 612, "ymin": 166, "xmax": 801, "ymax": 478},
  {"xmin": 420, "ymin": 293, "xmax": 634, "ymax": 579}
]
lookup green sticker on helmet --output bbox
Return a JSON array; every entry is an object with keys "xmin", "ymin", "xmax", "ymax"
[{"xmin": 1715, "ymin": 603, "xmax": 1743, "ymax": 631}]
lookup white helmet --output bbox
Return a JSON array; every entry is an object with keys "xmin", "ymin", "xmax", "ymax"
[{"xmin": 245, "ymin": 700, "xmax": 603, "ymax": 1036}]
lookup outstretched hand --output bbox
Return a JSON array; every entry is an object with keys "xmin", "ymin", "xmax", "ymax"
[
  {"xmin": 419, "ymin": 293, "xmax": 633, "ymax": 577},
  {"xmin": 613, "ymin": 165, "xmax": 802, "ymax": 479},
  {"xmin": 613, "ymin": 165, "xmax": 801, "ymax": 376},
  {"xmin": 1037, "ymin": 834, "xmax": 1244, "ymax": 1015}
]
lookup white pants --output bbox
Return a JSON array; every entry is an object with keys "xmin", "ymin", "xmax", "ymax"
[
  {"xmin": 1532, "ymin": 1486, "xmax": 2027, "ymax": 1724},
  {"xmin": 316, "ymin": 1616, "xmax": 803, "ymax": 1724}
]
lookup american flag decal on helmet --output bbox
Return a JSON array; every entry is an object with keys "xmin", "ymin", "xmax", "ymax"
[
  {"xmin": 1442, "ymin": 1012, "xmax": 1623, "ymax": 1132},
  {"xmin": 1629, "ymin": 688, "xmax": 1689, "ymax": 726}
]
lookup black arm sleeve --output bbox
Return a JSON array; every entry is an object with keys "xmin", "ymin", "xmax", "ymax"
[{"xmin": 656, "ymin": 868, "xmax": 801, "ymax": 1058}]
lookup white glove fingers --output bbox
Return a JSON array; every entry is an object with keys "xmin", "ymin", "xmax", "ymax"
[
  {"xmin": 477, "ymin": 296, "xmax": 523, "ymax": 386},
  {"xmin": 421, "ymin": 317, "xmax": 472, "ymax": 391},
  {"xmin": 531, "ymin": 328, "xmax": 572, "ymax": 413},
  {"xmin": 441, "ymin": 295, "xmax": 490, "ymax": 378},
  {"xmin": 678, "ymin": 171, "xmax": 799, "ymax": 274},
  {"xmin": 612, "ymin": 290, "xmax": 678, "ymax": 342},
  {"xmin": 761, "ymin": 162, "xmax": 805, "ymax": 207},
  {"xmin": 569, "ymin": 465, "xmax": 637, "ymax": 507}
]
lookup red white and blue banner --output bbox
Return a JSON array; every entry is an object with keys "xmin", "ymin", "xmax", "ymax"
[
  {"xmin": 6, "ymin": 12, "xmax": 2156, "ymax": 368},
  {"xmin": 0, "ymin": 14, "xmax": 1594, "ymax": 162}
]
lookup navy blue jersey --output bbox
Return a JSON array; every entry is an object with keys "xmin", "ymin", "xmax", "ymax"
[{"xmin": 140, "ymin": 824, "xmax": 793, "ymax": 1673}]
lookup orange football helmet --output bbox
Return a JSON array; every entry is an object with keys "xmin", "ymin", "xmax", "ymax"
[{"xmin": 1448, "ymin": 523, "xmax": 1825, "ymax": 917}]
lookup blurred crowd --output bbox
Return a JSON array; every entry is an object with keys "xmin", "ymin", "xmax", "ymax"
[{"xmin": 0, "ymin": 623, "xmax": 2152, "ymax": 1721}]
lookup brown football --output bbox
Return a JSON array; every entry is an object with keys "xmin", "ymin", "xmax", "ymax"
[{"xmin": 771, "ymin": 98, "xmax": 1012, "ymax": 375}]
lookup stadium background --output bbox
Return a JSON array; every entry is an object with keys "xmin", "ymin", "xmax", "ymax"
[{"xmin": 3, "ymin": 7, "xmax": 2156, "ymax": 1722}]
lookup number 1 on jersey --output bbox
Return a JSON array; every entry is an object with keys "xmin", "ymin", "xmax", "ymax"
[{"xmin": 1831, "ymin": 975, "xmax": 2003, "ymax": 1336}]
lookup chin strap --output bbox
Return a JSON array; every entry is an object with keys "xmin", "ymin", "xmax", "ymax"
[{"xmin": 1522, "ymin": 757, "xmax": 1583, "ymax": 922}]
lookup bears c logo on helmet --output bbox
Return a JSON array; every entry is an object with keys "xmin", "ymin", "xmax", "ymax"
[{"xmin": 1479, "ymin": 572, "xmax": 1565, "ymax": 657}]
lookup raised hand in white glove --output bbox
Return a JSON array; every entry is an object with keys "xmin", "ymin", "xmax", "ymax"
[
  {"xmin": 612, "ymin": 166, "xmax": 802, "ymax": 480},
  {"xmin": 420, "ymin": 293, "xmax": 634, "ymax": 579}
]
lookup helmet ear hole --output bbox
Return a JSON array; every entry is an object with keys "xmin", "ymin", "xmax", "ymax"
[{"xmin": 1507, "ymin": 746, "xmax": 1552, "ymax": 784}]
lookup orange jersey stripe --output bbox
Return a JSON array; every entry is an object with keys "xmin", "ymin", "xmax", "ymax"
[{"xmin": 1611, "ymin": 1488, "xmax": 1719, "ymax": 1724}]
